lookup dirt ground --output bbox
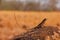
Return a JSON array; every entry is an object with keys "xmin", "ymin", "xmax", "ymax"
[{"xmin": 0, "ymin": 11, "xmax": 60, "ymax": 40}]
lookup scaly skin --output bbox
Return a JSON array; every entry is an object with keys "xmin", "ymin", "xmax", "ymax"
[{"xmin": 11, "ymin": 18, "xmax": 60, "ymax": 40}]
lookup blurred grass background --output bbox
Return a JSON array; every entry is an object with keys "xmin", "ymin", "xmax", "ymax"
[{"xmin": 0, "ymin": 11, "xmax": 60, "ymax": 40}]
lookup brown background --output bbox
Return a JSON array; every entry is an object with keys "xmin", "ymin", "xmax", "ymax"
[{"xmin": 0, "ymin": 11, "xmax": 60, "ymax": 40}]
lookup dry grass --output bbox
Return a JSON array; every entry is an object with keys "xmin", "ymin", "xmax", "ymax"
[{"xmin": 0, "ymin": 11, "xmax": 60, "ymax": 40}]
